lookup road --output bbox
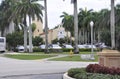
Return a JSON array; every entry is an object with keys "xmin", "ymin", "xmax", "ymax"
[
  {"xmin": 0, "ymin": 54, "xmax": 97, "ymax": 78},
  {"xmin": 0, "ymin": 73, "xmax": 63, "ymax": 79}
]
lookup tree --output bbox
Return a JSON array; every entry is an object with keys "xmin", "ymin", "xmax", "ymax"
[
  {"xmin": 78, "ymin": 8, "xmax": 93, "ymax": 44},
  {"xmin": 73, "ymin": 0, "xmax": 79, "ymax": 54},
  {"xmin": 33, "ymin": 36, "xmax": 43, "ymax": 46},
  {"xmin": 6, "ymin": 31, "xmax": 24, "ymax": 51},
  {"xmin": 44, "ymin": 0, "xmax": 49, "ymax": 53},
  {"xmin": 60, "ymin": 12, "xmax": 74, "ymax": 43},
  {"xmin": 110, "ymin": 0, "xmax": 115, "ymax": 49},
  {"xmin": 11, "ymin": 0, "xmax": 44, "ymax": 52},
  {"xmin": 0, "ymin": 0, "xmax": 17, "ymax": 36}
]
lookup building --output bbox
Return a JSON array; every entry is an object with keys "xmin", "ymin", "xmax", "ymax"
[
  {"xmin": 40, "ymin": 25, "xmax": 71, "ymax": 44},
  {"xmin": 0, "ymin": 17, "xmax": 43, "ymax": 37},
  {"xmin": 32, "ymin": 18, "xmax": 43, "ymax": 37}
]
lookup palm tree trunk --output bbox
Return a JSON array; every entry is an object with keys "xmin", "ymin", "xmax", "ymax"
[
  {"xmin": 29, "ymin": 16, "xmax": 33, "ymax": 53},
  {"xmin": 79, "ymin": 30, "xmax": 81, "ymax": 44},
  {"xmin": 111, "ymin": 0, "xmax": 115, "ymax": 49},
  {"xmin": 73, "ymin": 0, "xmax": 79, "ymax": 54},
  {"xmin": 94, "ymin": 31, "xmax": 95, "ymax": 43},
  {"xmin": 83, "ymin": 29, "xmax": 85, "ymax": 44},
  {"xmin": 98, "ymin": 30, "xmax": 100, "ymax": 43},
  {"xmin": 44, "ymin": 0, "xmax": 49, "ymax": 53},
  {"xmin": 23, "ymin": 17, "xmax": 28, "ymax": 52}
]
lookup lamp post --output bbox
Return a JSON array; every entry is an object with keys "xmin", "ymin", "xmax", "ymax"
[{"xmin": 90, "ymin": 21, "xmax": 95, "ymax": 60}]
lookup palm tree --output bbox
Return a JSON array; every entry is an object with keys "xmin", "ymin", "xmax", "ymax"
[
  {"xmin": 78, "ymin": 8, "xmax": 93, "ymax": 44},
  {"xmin": 0, "ymin": 0, "xmax": 17, "ymax": 36},
  {"xmin": 60, "ymin": 12, "xmax": 74, "ymax": 43},
  {"xmin": 11, "ymin": 0, "xmax": 43, "ymax": 52},
  {"xmin": 110, "ymin": 0, "xmax": 115, "ymax": 49}
]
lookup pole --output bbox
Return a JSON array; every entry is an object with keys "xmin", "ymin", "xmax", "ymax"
[{"xmin": 90, "ymin": 21, "xmax": 94, "ymax": 60}]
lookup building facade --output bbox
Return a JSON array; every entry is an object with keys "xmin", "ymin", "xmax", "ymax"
[{"xmin": 40, "ymin": 26, "xmax": 71, "ymax": 44}]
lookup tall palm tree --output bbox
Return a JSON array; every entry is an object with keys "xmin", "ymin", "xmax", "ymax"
[
  {"xmin": 11, "ymin": 0, "xmax": 43, "ymax": 52},
  {"xmin": 44, "ymin": 0, "xmax": 49, "ymax": 53},
  {"xmin": 110, "ymin": 0, "xmax": 115, "ymax": 49}
]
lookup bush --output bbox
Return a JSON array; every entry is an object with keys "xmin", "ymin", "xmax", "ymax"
[
  {"xmin": 86, "ymin": 64, "xmax": 120, "ymax": 75},
  {"xmin": 33, "ymin": 47, "xmax": 41, "ymax": 52},
  {"xmin": 79, "ymin": 48, "xmax": 99, "ymax": 52},
  {"xmin": 68, "ymin": 67, "xmax": 120, "ymax": 79},
  {"xmin": 89, "ymin": 73, "xmax": 111, "ymax": 79},
  {"xmin": 74, "ymin": 73, "xmax": 89, "ymax": 79},
  {"xmin": 62, "ymin": 48, "xmax": 74, "ymax": 52},
  {"xmin": 68, "ymin": 68, "xmax": 86, "ymax": 78}
]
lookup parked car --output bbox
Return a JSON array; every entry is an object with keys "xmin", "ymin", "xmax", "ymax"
[
  {"xmin": 16, "ymin": 45, "xmax": 24, "ymax": 52},
  {"xmin": 49, "ymin": 44, "xmax": 62, "ymax": 49},
  {"xmin": 62, "ymin": 44, "xmax": 73, "ymax": 49},
  {"xmin": 39, "ymin": 44, "xmax": 46, "ymax": 49},
  {"xmin": 78, "ymin": 45, "xmax": 86, "ymax": 49},
  {"xmin": 84, "ymin": 45, "xmax": 97, "ymax": 49}
]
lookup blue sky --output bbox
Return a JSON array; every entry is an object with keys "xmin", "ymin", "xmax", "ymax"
[{"xmin": 39, "ymin": 0, "xmax": 120, "ymax": 29}]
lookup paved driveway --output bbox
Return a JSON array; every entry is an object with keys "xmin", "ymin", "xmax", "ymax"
[{"xmin": 0, "ymin": 55, "xmax": 97, "ymax": 78}]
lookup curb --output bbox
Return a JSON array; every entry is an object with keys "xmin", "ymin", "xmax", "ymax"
[{"xmin": 63, "ymin": 73, "xmax": 75, "ymax": 79}]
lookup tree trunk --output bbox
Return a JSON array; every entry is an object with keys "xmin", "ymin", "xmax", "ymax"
[
  {"xmin": 44, "ymin": 0, "xmax": 49, "ymax": 53},
  {"xmin": 29, "ymin": 16, "xmax": 33, "ymax": 53},
  {"xmin": 110, "ymin": 0, "xmax": 115, "ymax": 49},
  {"xmin": 94, "ymin": 31, "xmax": 96, "ymax": 44},
  {"xmin": 23, "ymin": 17, "xmax": 28, "ymax": 52},
  {"xmin": 79, "ymin": 30, "xmax": 81, "ymax": 44},
  {"xmin": 98, "ymin": 30, "xmax": 100, "ymax": 43},
  {"xmin": 73, "ymin": 0, "xmax": 79, "ymax": 54},
  {"xmin": 83, "ymin": 28, "xmax": 85, "ymax": 44}
]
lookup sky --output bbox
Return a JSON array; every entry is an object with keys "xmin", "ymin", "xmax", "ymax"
[{"xmin": 39, "ymin": 0, "xmax": 120, "ymax": 29}]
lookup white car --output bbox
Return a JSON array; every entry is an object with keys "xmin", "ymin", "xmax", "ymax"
[
  {"xmin": 39, "ymin": 44, "xmax": 46, "ymax": 49},
  {"xmin": 49, "ymin": 44, "xmax": 62, "ymax": 49},
  {"xmin": 85, "ymin": 45, "xmax": 97, "ymax": 49},
  {"xmin": 78, "ymin": 45, "xmax": 86, "ymax": 49},
  {"xmin": 16, "ymin": 45, "xmax": 24, "ymax": 52},
  {"xmin": 63, "ymin": 44, "xmax": 73, "ymax": 49}
]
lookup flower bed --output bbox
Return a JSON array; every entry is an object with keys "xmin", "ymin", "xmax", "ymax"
[{"xmin": 67, "ymin": 64, "xmax": 120, "ymax": 79}]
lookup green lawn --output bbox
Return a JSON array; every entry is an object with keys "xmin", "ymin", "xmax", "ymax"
[
  {"xmin": 50, "ymin": 55, "xmax": 98, "ymax": 62},
  {"xmin": 32, "ymin": 51, "xmax": 97, "ymax": 55},
  {"xmin": 4, "ymin": 54, "xmax": 57, "ymax": 60}
]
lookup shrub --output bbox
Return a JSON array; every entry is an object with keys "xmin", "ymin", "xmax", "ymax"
[
  {"xmin": 33, "ymin": 47, "xmax": 41, "ymax": 52},
  {"xmin": 62, "ymin": 48, "xmax": 74, "ymax": 52},
  {"xmin": 89, "ymin": 73, "xmax": 111, "ymax": 79},
  {"xmin": 68, "ymin": 68, "xmax": 86, "ymax": 78},
  {"xmin": 68, "ymin": 67, "xmax": 120, "ymax": 79},
  {"xmin": 86, "ymin": 64, "xmax": 120, "ymax": 75},
  {"xmin": 74, "ymin": 73, "xmax": 90, "ymax": 79}
]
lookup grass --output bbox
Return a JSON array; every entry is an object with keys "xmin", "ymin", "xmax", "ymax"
[
  {"xmin": 29, "ymin": 51, "xmax": 97, "ymax": 55},
  {"xmin": 4, "ymin": 54, "xmax": 57, "ymax": 60},
  {"xmin": 50, "ymin": 54, "xmax": 98, "ymax": 62}
]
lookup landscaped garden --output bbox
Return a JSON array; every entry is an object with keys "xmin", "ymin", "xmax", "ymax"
[{"xmin": 67, "ymin": 64, "xmax": 120, "ymax": 79}]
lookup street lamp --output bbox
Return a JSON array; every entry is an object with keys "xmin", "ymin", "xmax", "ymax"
[{"xmin": 90, "ymin": 21, "xmax": 95, "ymax": 60}]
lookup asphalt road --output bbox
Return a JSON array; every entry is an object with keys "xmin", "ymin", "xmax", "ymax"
[
  {"xmin": 0, "ymin": 73, "xmax": 63, "ymax": 79},
  {"xmin": 0, "ymin": 54, "xmax": 97, "ymax": 78}
]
